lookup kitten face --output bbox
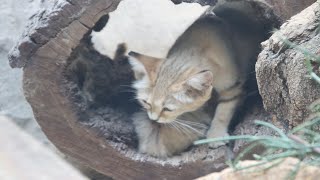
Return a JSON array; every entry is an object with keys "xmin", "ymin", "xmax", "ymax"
[{"xmin": 129, "ymin": 51, "xmax": 213, "ymax": 123}]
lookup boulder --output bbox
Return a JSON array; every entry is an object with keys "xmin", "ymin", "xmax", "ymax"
[{"xmin": 256, "ymin": 2, "xmax": 320, "ymax": 127}]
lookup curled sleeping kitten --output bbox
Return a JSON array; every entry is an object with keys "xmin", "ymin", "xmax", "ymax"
[
  {"xmin": 129, "ymin": 3, "xmax": 266, "ymax": 157},
  {"xmin": 67, "ymin": 37, "xmax": 134, "ymax": 109}
]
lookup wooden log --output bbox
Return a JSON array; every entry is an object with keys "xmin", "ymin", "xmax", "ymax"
[
  {"xmin": 6, "ymin": 0, "xmax": 316, "ymax": 179},
  {"xmin": 8, "ymin": 0, "xmax": 119, "ymax": 68}
]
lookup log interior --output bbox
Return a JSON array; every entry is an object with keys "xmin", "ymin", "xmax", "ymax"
[
  {"xmin": 62, "ymin": 1, "xmax": 281, "ymax": 166},
  {"xmin": 62, "ymin": 22, "xmax": 226, "ymax": 165}
]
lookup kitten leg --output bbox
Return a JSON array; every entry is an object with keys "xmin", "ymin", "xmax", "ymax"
[
  {"xmin": 132, "ymin": 112, "xmax": 169, "ymax": 157},
  {"xmin": 206, "ymin": 85, "xmax": 243, "ymax": 148},
  {"xmin": 133, "ymin": 111, "xmax": 203, "ymax": 157}
]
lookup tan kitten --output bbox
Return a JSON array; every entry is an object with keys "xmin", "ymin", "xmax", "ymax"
[{"xmin": 129, "ymin": 3, "xmax": 265, "ymax": 157}]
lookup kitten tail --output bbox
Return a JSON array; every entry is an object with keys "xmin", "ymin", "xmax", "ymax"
[{"xmin": 113, "ymin": 43, "xmax": 127, "ymax": 60}]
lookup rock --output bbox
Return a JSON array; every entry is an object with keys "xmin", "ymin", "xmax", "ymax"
[
  {"xmin": 197, "ymin": 157, "xmax": 320, "ymax": 180},
  {"xmin": 264, "ymin": 0, "xmax": 316, "ymax": 20},
  {"xmin": 256, "ymin": 2, "xmax": 320, "ymax": 127},
  {"xmin": 0, "ymin": 116, "xmax": 88, "ymax": 180}
]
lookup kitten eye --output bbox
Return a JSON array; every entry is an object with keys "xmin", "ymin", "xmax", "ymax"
[{"xmin": 163, "ymin": 107, "xmax": 173, "ymax": 112}]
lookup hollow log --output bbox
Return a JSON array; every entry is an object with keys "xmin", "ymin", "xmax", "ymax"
[{"xmin": 7, "ymin": 0, "xmax": 316, "ymax": 179}]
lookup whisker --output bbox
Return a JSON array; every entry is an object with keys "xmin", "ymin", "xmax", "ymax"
[
  {"xmin": 169, "ymin": 123, "xmax": 182, "ymax": 135},
  {"xmin": 182, "ymin": 121, "xmax": 207, "ymax": 128},
  {"xmin": 182, "ymin": 123, "xmax": 206, "ymax": 129},
  {"xmin": 173, "ymin": 120, "xmax": 194, "ymax": 134},
  {"xmin": 172, "ymin": 121, "xmax": 193, "ymax": 140},
  {"xmin": 173, "ymin": 122, "xmax": 186, "ymax": 135},
  {"xmin": 175, "ymin": 121, "xmax": 198, "ymax": 135},
  {"xmin": 176, "ymin": 119, "xmax": 207, "ymax": 128},
  {"xmin": 174, "ymin": 120, "xmax": 204, "ymax": 136}
]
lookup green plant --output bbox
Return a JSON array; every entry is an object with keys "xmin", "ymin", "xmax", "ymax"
[{"xmin": 195, "ymin": 118, "xmax": 320, "ymax": 166}]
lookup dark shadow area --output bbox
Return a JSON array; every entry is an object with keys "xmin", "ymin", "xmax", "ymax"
[
  {"xmin": 65, "ymin": 15, "xmax": 139, "ymax": 114},
  {"xmin": 64, "ymin": 14, "xmax": 141, "ymax": 148}
]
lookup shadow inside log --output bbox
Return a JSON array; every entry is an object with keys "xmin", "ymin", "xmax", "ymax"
[{"xmin": 64, "ymin": 15, "xmax": 140, "ymax": 149}]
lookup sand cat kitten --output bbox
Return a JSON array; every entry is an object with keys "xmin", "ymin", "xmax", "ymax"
[{"xmin": 129, "ymin": 3, "xmax": 265, "ymax": 157}]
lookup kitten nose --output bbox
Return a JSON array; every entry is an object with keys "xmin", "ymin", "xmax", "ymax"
[{"xmin": 148, "ymin": 112, "xmax": 159, "ymax": 121}]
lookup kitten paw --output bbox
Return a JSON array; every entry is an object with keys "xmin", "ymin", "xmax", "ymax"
[
  {"xmin": 132, "ymin": 112, "xmax": 172, "ymax": 158},
  {"xmin": 139, "ymin": 144, "xmax": 170, "ymax": 158},
  {"xmin": 206, "ymin": 129, "xmax": 229, "ymax": 148}
]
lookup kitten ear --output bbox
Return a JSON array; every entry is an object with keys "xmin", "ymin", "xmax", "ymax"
[
  {"xmin": 128, "ymin": 51, "xmax": 162, "ymax": 82},
  {"xmin": 185, "ymin": 70, "xmax": 213, "ymax": 92},
  {"xmin": 173, "ymin": 70, "xmax": 213, "ymax": 103}
]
